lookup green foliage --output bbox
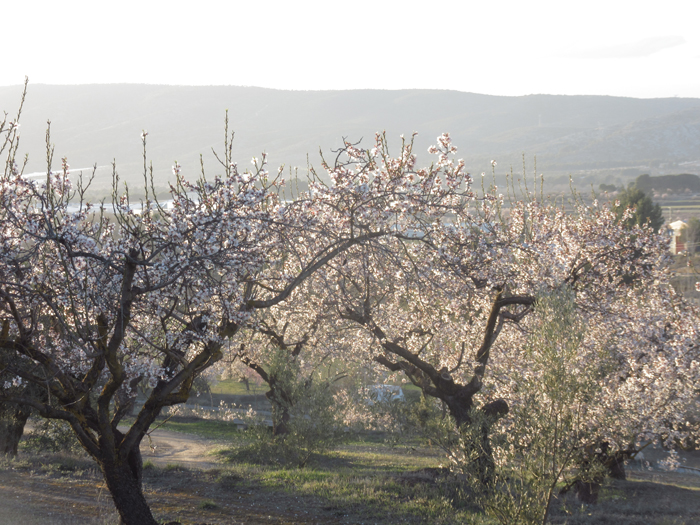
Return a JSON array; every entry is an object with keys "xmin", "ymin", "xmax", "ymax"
[
  {"xmin": 486, "ymin": 289, "xmax": 610, "ymax": 524},
  {"xmin": 413, "ymin": 289, "xmax": 610, "ymax": 525},
  {"xmin": 613, "ymin": 185, "xmax": 664, "ymax": 231},
  {"xmin": 635, "ymin": 173, "xmax": 700, "ymax": 195},
  {"xmin": 478, "ymin": 289, "xmax": 608, "ymax": 524},
  {"xmin": 599, "ymin": 183, "xmax": 619, "ymax": 193},
  {"xmin": 352, "ymin": 384, "xmax": 420, "ymax": 446},
  {"xmin": 240, "ymin": 349, "xmax": 347, "ymax": 468},
  {"xmin": 21, "ymin": 418, "xmax": 84, "ymax": 455},
  {"xmin": 198, "ymin": 499, "xmax": 219, "ymax": 510},
  {"xmin": 189, "ymin": 375, "xmax": 214, "ymax": 404},
  {"xmin": 680, "ymin": 217, "xmax": 700, "ymax": 254}
]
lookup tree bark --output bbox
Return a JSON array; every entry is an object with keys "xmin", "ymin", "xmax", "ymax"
[
  {"xmin": 605, "ymin": 453, "xmax": 627, "ymax": 480},
  {"xmin": 573, "ymin": 480, "xmax": 600, "ymax": 504},
  {"xmin": 266, "ymin": 381, "xmax": 293, "ymax": 437},
  {"xmin": 100, "ymin": 447, "xmax": 157, "ymax": 525},
  {"xmin": 0, "ymin": 404, "xmax": 30, "ymax": 456},
  {"xmin": 443, "ymin": 392, "xmax": 507, "ymax": 485},
  {"xmin": 271, "ymin": 405, "xmax": 291, "ymax": 436}
]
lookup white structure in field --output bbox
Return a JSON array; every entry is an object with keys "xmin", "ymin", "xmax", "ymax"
[
  {"xmin": 669, "ymin": 220, "xmax": 688, "ymax": 255},
  {"xmin": 366, "ymin": 385, "xmax": 405, "ymax": 405}
]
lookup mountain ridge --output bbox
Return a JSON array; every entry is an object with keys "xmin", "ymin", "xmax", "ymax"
[{"xmin": 1, "ymin": 84, "xmax": 698, "ymax": 190}]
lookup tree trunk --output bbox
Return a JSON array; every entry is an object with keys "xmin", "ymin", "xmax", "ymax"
[
  {"xmin": 606, "ymin": 454, "xmax": 627, "ymax": 480},
  {"xmin": 266, "ymin": 381, "xmax": 293, "ymax": 436},
  {"xmin": 565, "ymin": 444, "xmax": 627, "ymax": 505},
  {"xmin": 270, "ymin": 399, "xmax": 291, "ymax": 436},
  {"xmin": 443, "ymin": 391, "xmax": 507, "ymax": 485},
  {"xmin": 573, "ymin": 480, "xmax": 600, "ymax": 504},
  {"xmin": 0, "ymin": 405, "xmax": 30, "ymax": 456},
  {"xmin": 100, "ymin": 447, "xmax": 157, "ymax": 525}
]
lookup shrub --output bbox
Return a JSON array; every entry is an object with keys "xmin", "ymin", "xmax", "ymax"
[
  {"xmin": 22, "ymin": 418, "xmax": 84, "ymax": 455},
  {"xmin": 236, "ymin": 349, "xmax": 347, "ymax": 467}
]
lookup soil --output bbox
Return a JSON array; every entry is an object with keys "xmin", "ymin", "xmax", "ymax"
[
  {"xmin": 2, "ymin": 425, "xmax": 700, "ymax": 525},
  {"xmin": 0, "ymin": 427, "xmax": 359, "ymax": 525}
]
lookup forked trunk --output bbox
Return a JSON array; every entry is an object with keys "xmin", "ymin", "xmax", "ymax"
[
  {"xmin": 443, "ymin": 390, "xmax": 507, "ymax": 485},
  {"xmin": 100, "ymin": 448, "xmax": 157, "ymax": 525},
  {"xmin": 0, "ymin": 405, "xmax": 30, "ymax": 456}
]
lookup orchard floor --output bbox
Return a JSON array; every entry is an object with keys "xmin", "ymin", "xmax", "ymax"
[
  {"xmin": 0, "ymin": 464, "xmax": 350, "ymax": 525},
  {"xmin": 1, "ymin": 424, "xmax": 700, "ymax": 525}
]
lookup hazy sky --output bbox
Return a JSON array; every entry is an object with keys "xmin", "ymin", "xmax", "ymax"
[{"xmin": 6, "ymin": 0, "xmax": 699, "ymax": 98}]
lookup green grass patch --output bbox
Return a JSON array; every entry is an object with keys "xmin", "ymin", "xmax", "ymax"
[
  {"xmin": 157, "ymin": 418, "xmax": 244, "ymax": 441},
  {"xmin": 197, "ymin": 499, "xmax": 219, "ymax": 510},
  {"xmin": 213, "ymin": 445, "xmax": 477, "ymax": 524},
  {"xmin": 210, "ymin": 435, "xmax": 478, "ymax": 524}
]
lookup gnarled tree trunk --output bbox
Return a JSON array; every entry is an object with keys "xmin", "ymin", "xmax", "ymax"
[
  {"xmin": 0, "ymin": 404, "xmax": 30, "ymax": 456},
  {"xmin": 99, "ymin": 446, "xmax": 157, "ymax": 525}
]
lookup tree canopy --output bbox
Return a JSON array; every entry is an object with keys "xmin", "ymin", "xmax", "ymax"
[
  {"xmin": 613, "ymin": 185, "xmax": 664, "ymax": 232},
  {"xmin": 635, "ymin": 173, "xmax": 700, "ymax": 195}
]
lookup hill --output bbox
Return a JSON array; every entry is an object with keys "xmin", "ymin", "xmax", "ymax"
[{"xmin": 1, "ymin": 84, "xmax": 699, "ymax": 192}]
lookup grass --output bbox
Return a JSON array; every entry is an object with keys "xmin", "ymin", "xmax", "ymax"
[
  {"xmin": 548, "ymin": 473, "xmax": 700, "ymax": 524},
  {"xmin": 11, "ymin": 415, "xmax": 700, "ymax": 524},
  {"xmin": 197, "ymin": 499, "xmax": 219, "ymax": 510},
  {"xmin": 156, "ymin": 416, "xmax": 245, "ymax": 440},
  {"xmin": 5, "ymin": 451, "xmax": 100, "ymax": 478},
  {"xmin": 213, "ymin": 441, "xmax": 478, "ymax": 524},
  {"xmin": 210, "ymin": 449, "xmax": 700, "ymax": 524},
  {"xmin": 202, "ymin": 422, "xmax": 700, "ymax": 524}
]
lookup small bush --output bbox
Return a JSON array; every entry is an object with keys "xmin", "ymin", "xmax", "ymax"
[
  {"xmin": 22, "ymin": 418, "xmax": 84, "ymax": 455},
  {"xmin": 239, "ymin": 349, "xmax": 348, "ymax": 468},
  {"xmin": 216, "ymin": 472, "xmax": 242, "ymax": 488}
]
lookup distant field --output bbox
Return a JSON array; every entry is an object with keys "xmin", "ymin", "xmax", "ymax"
[{"xmin": 211, "ymin": 378, "xmax": 267, "ymax": 396}]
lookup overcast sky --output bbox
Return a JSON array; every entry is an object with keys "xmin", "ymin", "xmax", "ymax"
[{"xmin": 6, "ymin": 0, "xmax": 699, "ymax": 98}]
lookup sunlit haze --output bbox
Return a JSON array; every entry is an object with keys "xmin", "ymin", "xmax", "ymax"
[{"xmin": 7, "ymin": 0, "xmax": 699, "ymax": 98}]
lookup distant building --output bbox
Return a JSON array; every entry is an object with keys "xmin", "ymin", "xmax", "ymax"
[{"xmin": 669, "ymin": 220, "xmax": 687, "ymax": 254}]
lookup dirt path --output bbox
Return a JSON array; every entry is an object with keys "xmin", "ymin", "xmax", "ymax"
[
  {"xmin": 138, "ymin": 426, "xmax": 221, "ymax": 470},
  {"xmin": 0, "ymin": 425, "xmax": 218, "ymax": 525}
]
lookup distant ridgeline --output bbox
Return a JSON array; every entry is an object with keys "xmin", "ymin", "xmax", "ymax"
[{"xmin": 634, "ymin": 174, "xmax": 700, "ymax": 194}]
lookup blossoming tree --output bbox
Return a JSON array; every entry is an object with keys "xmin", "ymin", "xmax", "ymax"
[
  {"xmin": 0, "ymin": 103, "xmax": 478, "ymax": 522},
  {"xmin": 315, "ymin": 153, "xmax": 699, "ymax": 481}
]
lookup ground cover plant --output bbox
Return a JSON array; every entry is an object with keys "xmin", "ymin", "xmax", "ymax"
[{"xmin": 1, "ymin": 83, "xmax": 699, "ymax": 524}]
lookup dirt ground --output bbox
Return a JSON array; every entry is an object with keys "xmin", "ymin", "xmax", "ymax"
[
  {"xmin": 0, "ymin": 427, "xmax": 363, "ymax": 525},
  {"xmin": 2, "ymin": 427, "xmax": 700, "ymax": 525}
]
